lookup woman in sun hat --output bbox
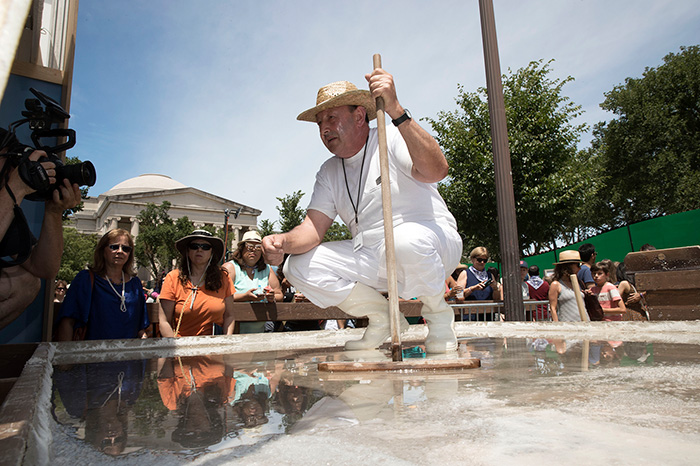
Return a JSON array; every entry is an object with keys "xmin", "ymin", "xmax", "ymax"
[
  {"xmin": 223, "ymin": 230, "xmax": 283, "ymax": 334},
  {"xmin": 548, "ymin": 250, "xmax": 585, "ymax": 322},
  {"xmin": 158, "ymin": 230, "xmax": 235, "ymax": 337}
]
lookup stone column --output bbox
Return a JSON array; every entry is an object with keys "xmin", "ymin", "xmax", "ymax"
[
  {"xmin": 108, "ymin": 217, "xmax": 119, "ymax": 231},
  {"xmin": 130, "ymin": 217, "xmax": 140, "ymax": 238}
]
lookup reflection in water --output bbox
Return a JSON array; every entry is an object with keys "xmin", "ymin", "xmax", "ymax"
[
  {"xmin": 51, "ymin": 337, "xmax": 696, "ymax": 463},
  {"xmin": 52, "ymin": 359, "xmax": 146, "ymax": 456},
  {"xmin": 157, "ymin": 355, "xmax": 231, "ymax": 449}
]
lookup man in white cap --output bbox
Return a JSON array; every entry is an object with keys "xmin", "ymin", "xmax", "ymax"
[{"xmin": 262, "ymin": 67, "xmax": 462, "ymax": 353}]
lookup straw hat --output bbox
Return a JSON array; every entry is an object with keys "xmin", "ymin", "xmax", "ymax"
[
  {"xmin": 297, "ymin": 81, "xmax": 376, "ymax": 122},
  {"xmin": 237, "ymin": 230, "xmax": 262, "ymax": 246},
  {"xmin": 175, "ymin": 230, "xmax": 224, "ymax": 263},
  {"xmin": 553, "ymin": 250, "xmax": 582, "ymax": 265}
]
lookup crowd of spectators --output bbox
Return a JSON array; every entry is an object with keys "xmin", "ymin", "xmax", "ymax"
[
  {"xmin": 50, "ymin": 234, "xmax": 655, "ymax": 341},
  {"xmin": 443, "ymin": 242, "xmax": 652, "ymax": 323}
]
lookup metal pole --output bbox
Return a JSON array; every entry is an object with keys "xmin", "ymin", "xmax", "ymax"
[
  {"xmin": 479, "ymin": 0, "xmax": 522, "ymax": 321},
  {"xmin": 223, "ymin": 209, "xmax": 230, "ymax": 264}
]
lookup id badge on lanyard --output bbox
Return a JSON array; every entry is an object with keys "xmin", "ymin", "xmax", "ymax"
[{"xmin": 353, "ymin": 231, "xmax": 364, "ymax": 252}]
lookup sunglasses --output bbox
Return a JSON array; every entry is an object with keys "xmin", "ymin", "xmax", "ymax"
[
  {"xmin": 108, "ymin": 244, "xmax": 132, "ymax": 253},
  {"xmin": 245, "ymin": 244, "xmax": 262, "ymax": 252},
  {"xmin": 56, "ymin": 287, "xmax": 66, "ymax": 291},
  {"xmin": 475, "ymin": 258, "xmax": 488, "ymax": 263},
  {"xmin": 189, "ymin": 242, "xmax": 212, "ymax": 251}
]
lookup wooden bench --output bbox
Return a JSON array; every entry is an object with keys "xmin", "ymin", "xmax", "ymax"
[
  {"xmin": 54, "ymin": 299, "xmax": 548, "ymax": 338},
  {"xmin": 625, "ymin": 245, "xmax": 700, "ymax": 321}
]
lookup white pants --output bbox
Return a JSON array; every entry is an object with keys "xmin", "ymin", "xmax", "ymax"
[{"xmin": 284, "ymin": 221, "xmax": 462, "ymax": 308}]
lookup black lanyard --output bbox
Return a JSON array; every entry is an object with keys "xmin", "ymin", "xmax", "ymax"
[{"xmin": 341, "ymin": 135, "xmax": 369, "ymax": 227}]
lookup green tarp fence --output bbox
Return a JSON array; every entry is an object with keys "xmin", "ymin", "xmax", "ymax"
[{"xmin": 524, "ymin": 208, "xmax": 700, "ymax": 274}]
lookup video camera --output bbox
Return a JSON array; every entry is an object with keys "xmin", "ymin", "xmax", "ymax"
[{"xmin": 0, "ymin": 87, "xmax": 95, "ymax": 201}]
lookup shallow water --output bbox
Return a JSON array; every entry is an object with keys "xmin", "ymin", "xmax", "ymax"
[{"xmin": 49, "ymin": 336, "xmax": 700, "ymax": 465}]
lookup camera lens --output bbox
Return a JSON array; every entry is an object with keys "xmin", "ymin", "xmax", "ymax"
[{"xmin": 61, "ymin": 160, "xmax": 97, "ymax": 187}]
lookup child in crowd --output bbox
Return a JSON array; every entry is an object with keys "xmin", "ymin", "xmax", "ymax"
[{"xmin": 590, "ymin": 262, "xmax": 626, "ymax": 321}]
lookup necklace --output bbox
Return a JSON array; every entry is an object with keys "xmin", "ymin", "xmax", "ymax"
[
  {"xmin": 174, "ymin": 257, "xmax": 211, "ymax": 337},
  {"xmin": 101, "ymin": 371, "xmax": 124, "ymax": 408},
  {"xmin": 105, "ymin": 271, "xmax": 127, "ymax": 312},
  {"xmin": 342, "ymin": 134, "xmax": 369, "ymax": 227}
]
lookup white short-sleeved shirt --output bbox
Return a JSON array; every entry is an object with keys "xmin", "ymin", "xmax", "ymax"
[{"xmin": 308, "ymin": 125, "xmax": 457, "ymax": 246}]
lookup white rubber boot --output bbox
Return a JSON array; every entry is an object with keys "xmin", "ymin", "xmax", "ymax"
[
  {"xmin": 338, "ymin": 283, "xmax": 409, "ymax": 351},
  {"xmin": 419, "ymin": 293, "xmax": 457, "ymax": 353}
]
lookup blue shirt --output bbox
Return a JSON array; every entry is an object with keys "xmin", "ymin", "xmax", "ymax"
[
  {"xmin": 465, "ymin": 267, "xmax": 493, "ymax": 300},
  {"xmin": 59, "ymin": 269, "xmax": 149, "ymax": 340},
  {"xmin": 577, "ymin": 264, "xmax": 594, "ymax": 287}
]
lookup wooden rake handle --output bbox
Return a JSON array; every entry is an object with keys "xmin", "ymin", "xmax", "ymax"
[{"xmin": 373, "ymin": 53, "xmax": 402, "ymax": 362}]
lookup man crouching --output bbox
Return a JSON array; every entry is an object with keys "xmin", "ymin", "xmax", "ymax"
[{"xmin": 262, "ymin": 67, "xmax": 462, "ymax": 353}]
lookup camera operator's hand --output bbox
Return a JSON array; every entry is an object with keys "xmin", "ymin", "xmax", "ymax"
[
  {"xmin": 45, "ymin": 178, "xmax": 81, "ymax": 215},
  {"xmin": 18, "ymin": 176, "xmax": 80, "ymax": 281},
  {"xmin": 3, "ymin": 150, "xmax": 57, "ymax": 199}
]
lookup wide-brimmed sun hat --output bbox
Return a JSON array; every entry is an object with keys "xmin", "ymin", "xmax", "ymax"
[
  {"xmin": 237, "ymin": 230, "xmax": 262, "ymax": 247},
  {"xmin": 176, "ymin": 230, "xmax": 224, "ymax": 263},
  {"xmin": 553, "ymin": 250, "xmax": 582, "ymax": 265},
  {"xmin": 297, "ymin": 81, "xmax": 377, "ymax": 122}
]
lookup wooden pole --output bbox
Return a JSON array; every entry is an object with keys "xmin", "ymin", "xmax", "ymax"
[
  {"xmin": 373, "ymin": 53, "xmax": 402, "ymax": 362},
  {"xmin": 479, "ymin": 0, "xmax": 522, "ymax": 321},
  {"xmin": 569, "ymin": 274, "xmax": 589, "ymax": 321}
]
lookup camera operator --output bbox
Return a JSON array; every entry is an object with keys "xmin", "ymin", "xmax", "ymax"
[{"xmin": 0, "ymin": 145, "xmax": 81, "ymax": 329}]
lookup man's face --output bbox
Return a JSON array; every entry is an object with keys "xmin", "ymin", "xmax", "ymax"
[
  {"xmin": 520, "ymin": 268, "xmax": 528, "ymax": 281},
  {"xmin": 316, "ymin": 105, "xmax": 365, "ymax": 158}
]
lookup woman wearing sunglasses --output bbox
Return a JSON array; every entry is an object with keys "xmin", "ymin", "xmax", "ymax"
[
  {"xmin": 53, "ymin": 279, "xmax": 68, "ymax": 303},
  {"xmin": 461, "ymin": 246, "xmax": 502, "ymax": 302},
  {"xmin": 158, "ymin": 230, "xmax": 235, "ymax": 337},
  {"xmin": 56, "ymin": 229, "xmax": 149, "ymax": 340},
  {"xmin": 223, "ymin": 230, "xmax": 283, "ymax": 333}
]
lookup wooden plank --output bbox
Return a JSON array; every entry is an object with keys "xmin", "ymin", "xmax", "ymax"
[
  {"xmin": 318, "ymin": 357, "xmax": 481, "ymax": 372},
  {"xmin": 645, "ymin": 290, "xmax": 700, "ymax": 306},
  {"xmin": 636, "ymin": 270, "xmax": 700, "ymax": 291},
  {"xmin": 646, "ymin": 305, "xmax": 700, "ymax": 321},
  {"xmin": 625, "ymin": 246, "xmax": 700, "ymax": 273},
  {"xmin": 60, "ymin": 300, "xmax": 516, "ymax": 324},
  {"xmin": 10, "ymin": 61, "xmax": 63, "ymax": 84}
]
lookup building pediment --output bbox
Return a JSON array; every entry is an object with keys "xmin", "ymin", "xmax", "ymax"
[{"xmin": 70, "ymin": 174, "xmax": 260, "ymax": 235}]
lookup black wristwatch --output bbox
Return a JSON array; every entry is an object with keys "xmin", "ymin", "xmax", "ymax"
[{"xmin": 392, "ymin": 109, "xmax": 412, "ymax": 127}]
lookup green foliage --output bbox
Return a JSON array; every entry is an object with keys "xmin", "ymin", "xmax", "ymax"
[
  {"xmin": 428, "ymin": 59, "xmax": 592, "ymax": 259},
  {"xmin": 592, "ymin": 45, "xmax": 700, "ymax": 225},
  {"xmin": 258, "ymin": 218, "xmax": 277, "ymax": 237},
  {"xmin": 323, "ymin": 221, "xmax": 352, "ymax": 242},
  {"xmin": 276, "ymin": 190, "xmax": 306, "ymax": 233},
  {"xmin": 58, "ymin": 227, "xmax": 99, "ymax": 282},
  {"xmin": 134, "ymin": 202, "xmax": 193, "ymax": 279}
]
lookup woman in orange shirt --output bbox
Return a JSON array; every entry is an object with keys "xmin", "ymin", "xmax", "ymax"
[{"xmin": 158, "ymin": 230, "xmax": 235, "ymax": 336}]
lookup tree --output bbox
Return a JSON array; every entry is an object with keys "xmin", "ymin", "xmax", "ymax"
[
  {"xmin": 258, "ymin": 219, "xmax": 277, "ymax": 237},
  {"xmin": 323, "ymin": 221, "xmax": 352, "ymax": 242},
  {"xmin": 58, "ymin": 227, "xmax": 99, "ymax": 282},
  {"xmin": 134, "ymin": 202, "xmax": 193, "ymax": 279},
  {"xmin": 276, "ymin": 190, "xmax": 306, "ymax": 233},
  {"xmin": 592, "ymin": 45, "xmax": 700, "ymax": 226},
  {"xmin": 273, "ymin": 190, "xmax": 351, "ymax": 242},
  {"xmin": 427, "ymin": 59, "xmax": 592, "ymax": 259}
]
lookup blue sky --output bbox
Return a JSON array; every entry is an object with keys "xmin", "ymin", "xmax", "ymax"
[{"xmin": 67, "ymin": 1, "xmax": 700, "ymax": 225}]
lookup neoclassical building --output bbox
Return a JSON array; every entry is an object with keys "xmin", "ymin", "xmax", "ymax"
[{"xmin": 71, "ymin": 173, "xmax": 261, "ymax": 245}]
